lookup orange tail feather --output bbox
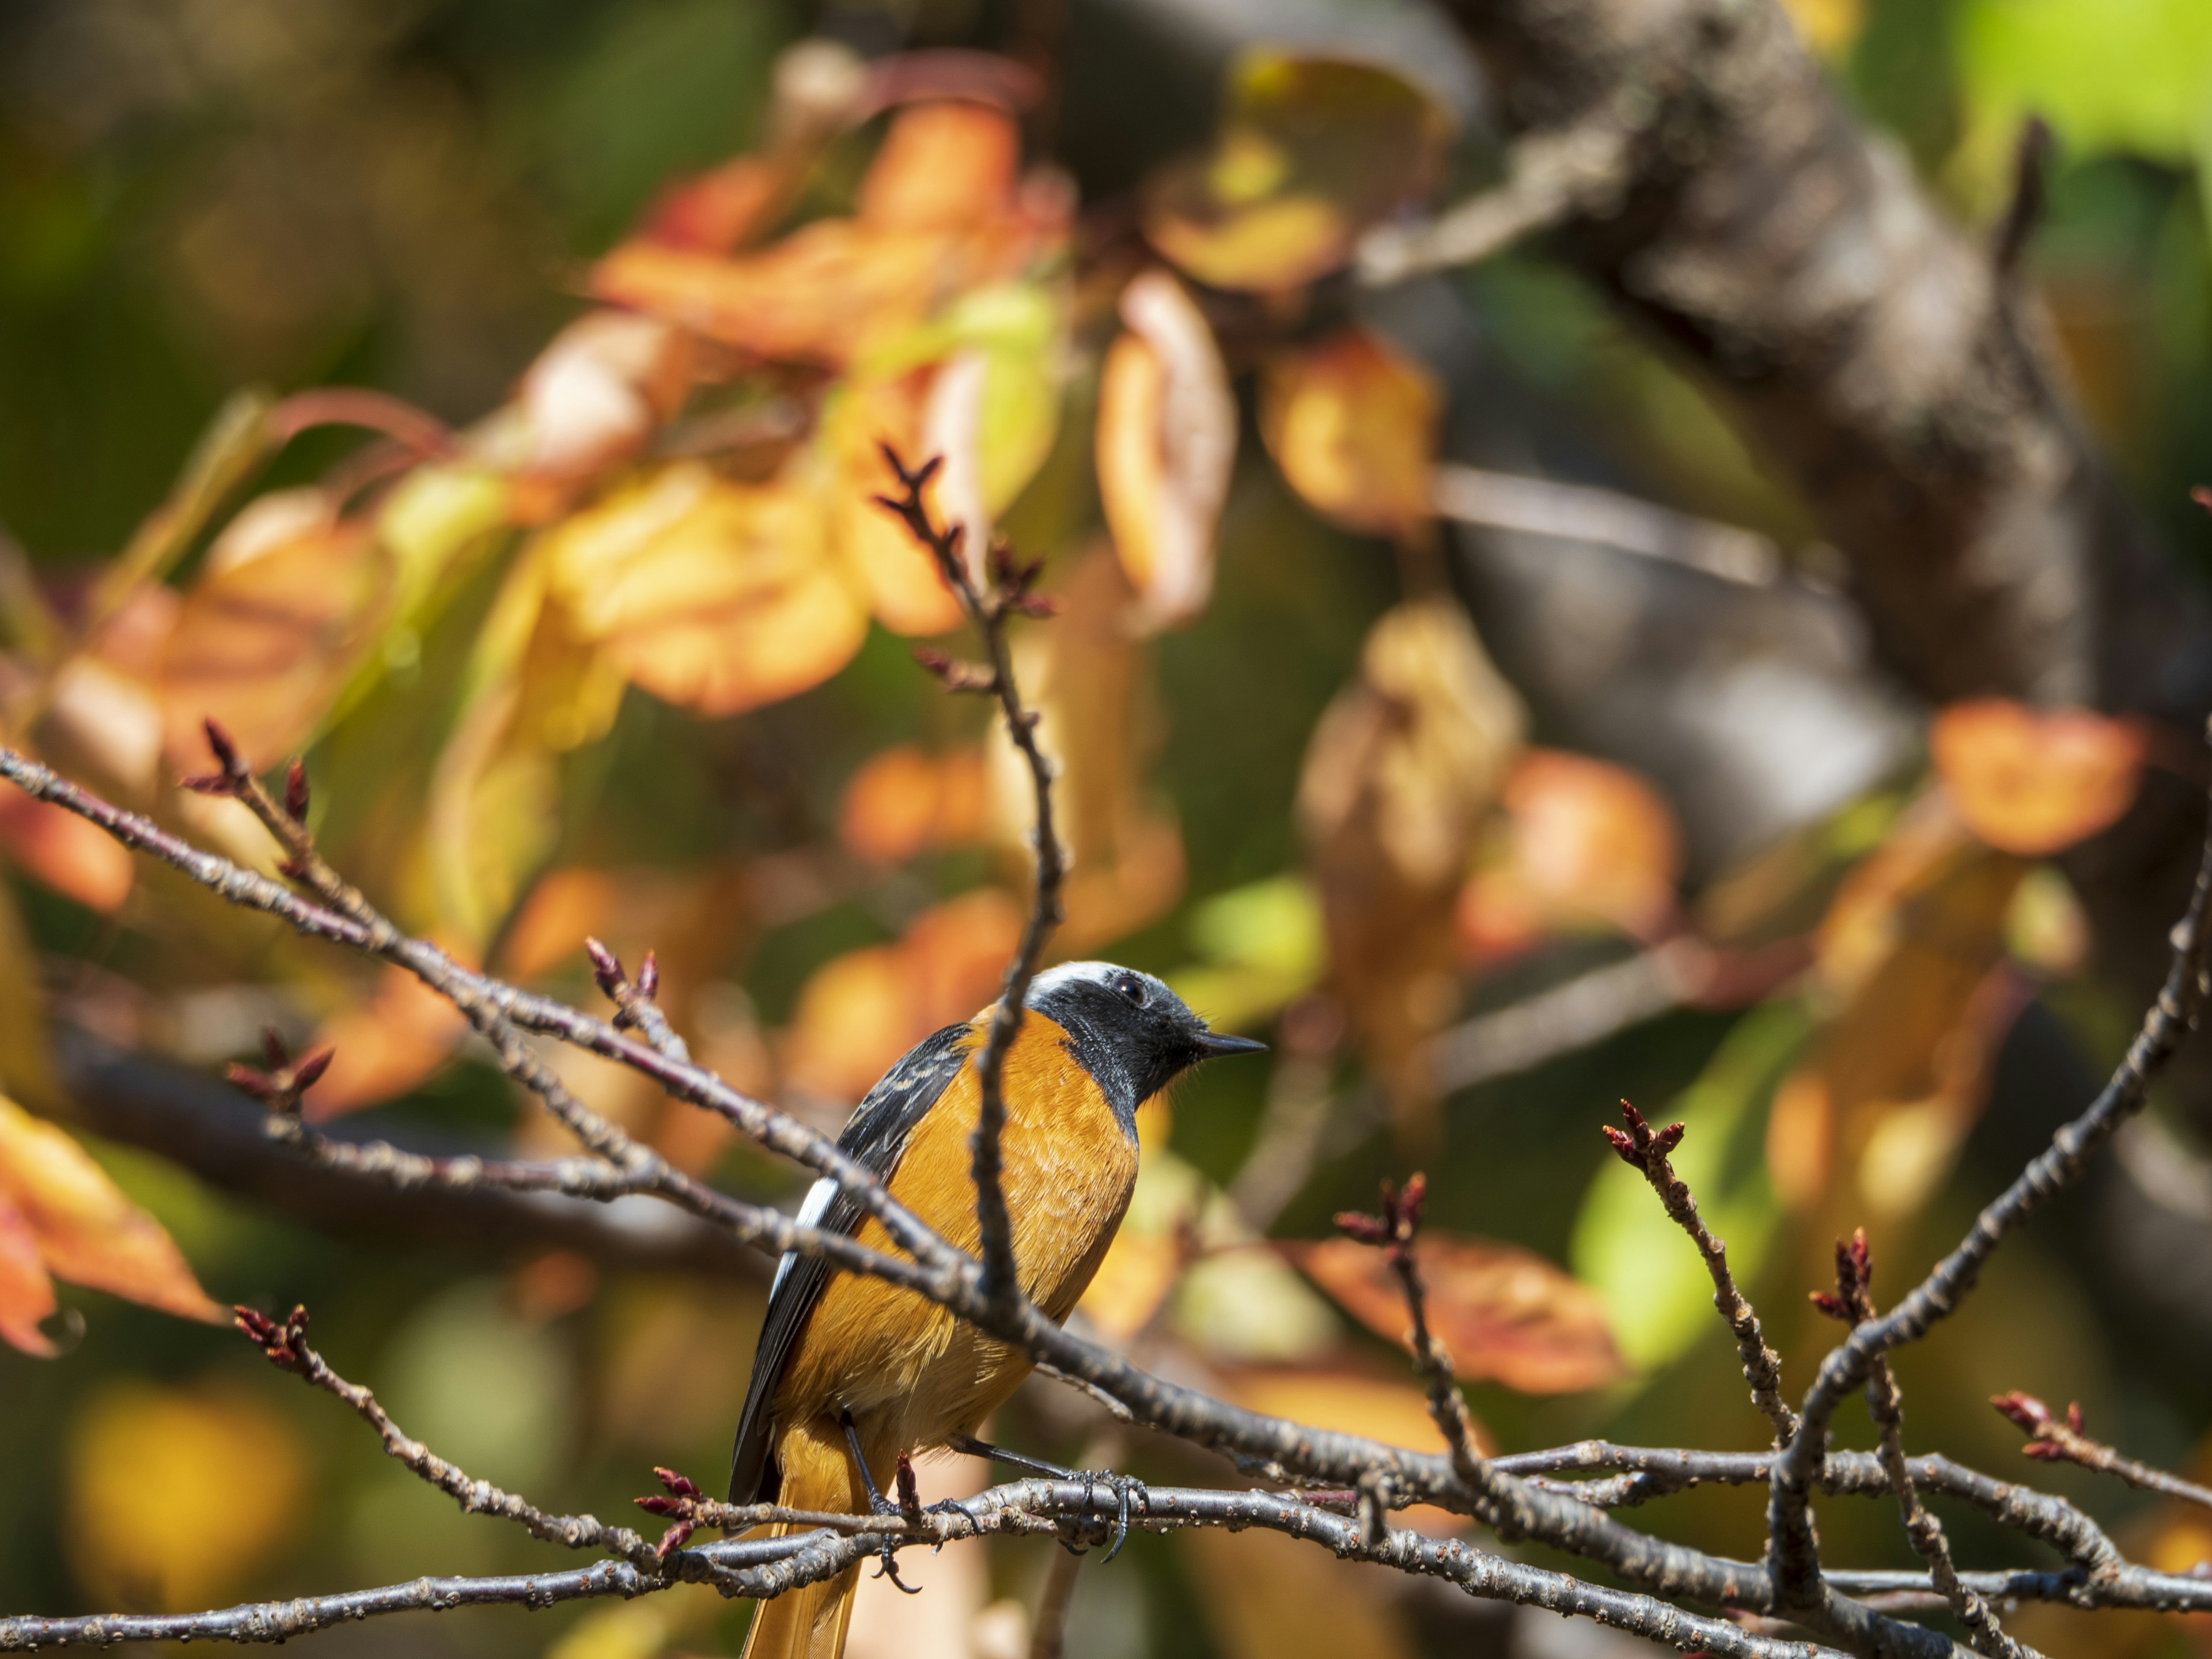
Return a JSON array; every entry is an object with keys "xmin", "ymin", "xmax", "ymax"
[{"xmin": 738, "ymin": 1419, "xmax": 875, "ymax": 1659}]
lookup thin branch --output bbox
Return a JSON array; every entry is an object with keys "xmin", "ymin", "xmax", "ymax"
[
  {"xmin": 1426, "ymin": 937, "xmax": 1805, "ymax": 1097},
  {"xmin": 1768, "ymin": 728, "xmax": 2212, "ymax": 1618},
  {"xmin": 1818, "ymin": 1234, "xmax": 2032, "ymax": 1658},
  {"xmin": 1358, "ymin": 115, "xmax": 1634, "ymax": 285},
  {"xmin": 231, "ymin": 1305, "xmax": 683, "ymax": 1574},
  {"xmin": 1603, "ymin": 1101, "xmax": 1798, "ymax": 1446},
  {"xmin": 1993, "ymin": 1392, "xmax": 2212, "ymax": 1512},
  {"xmin": 1429, "ymin": 464, "xmax": 1784, "ymax": 589},
  {"xmin": 584, "ymin": 938, "xmax": 692, "ymax": 1065},
  {"xmin": 873, "ymin": 446, "xmax": 1066, "ymax": 1315}
]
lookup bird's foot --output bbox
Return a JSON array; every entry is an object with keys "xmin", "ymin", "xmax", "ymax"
[
  {"xmin": 1070, "ymin": 1467, "xmax": 1148, "ymax": 1563},
  {"xmin": 842, "ymin": 1415, "xmax": 924, "ymax": 1595}
]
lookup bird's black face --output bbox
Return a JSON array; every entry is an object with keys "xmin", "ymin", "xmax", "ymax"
[{"xmin": 1028, "ymin": 961, "xmax": 1266, "ymax": 1132}]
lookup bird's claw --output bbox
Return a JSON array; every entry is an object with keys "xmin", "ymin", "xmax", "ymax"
[
  {"xmin": 869, "ymin": 1540, "xmax": 923, "ymax": 1594},
  {"xmin": 1071, "ymin": 1468, "xmax": 1148, "ymax": 1563}
]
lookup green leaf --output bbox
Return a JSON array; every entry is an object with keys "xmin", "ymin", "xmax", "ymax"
[
  {"xmin": 1570, "ymin": 1000, "xmax": 1809, "ymax": 1373},
  {"xmin": 1956, "ymin": 0, "xmax": 2212, "ymax": 164}
]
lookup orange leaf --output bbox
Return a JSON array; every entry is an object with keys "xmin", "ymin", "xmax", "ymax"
[
  {"xmin": 640, "ymin": 154, "xmax": 789, "ymax": 252},
  {"xmin": 855, "ymin": 102, "xmax": 1020, "ymax": 232},
  {"xmin": 545, "ymin": 463, "xmax": 869, "ymax": 717},
  {"xmin": 1930, "ymin": 699, "xmax": 2146, "ymax": 856},
  {"xmin": 903, "ymin": 887, "xmax": 1024, "ymax": 1031},
  {"xmin": 821, "ymin": 371, "xmax": 967, "ymax": 636},
  {"xmin": 0, "ymin": 1190, "xmax": 59, "ymax": 1357},
  {"xmin": 302, "ymin": 960, "xmax": 472, "ymax": 1119},
  {"xmin": 1498, "ymin": 748, "xmax": 1682, "ymax": 939},
  {"xmin": 0, "ymin": 1096, "xmax": 221, "ymax": 1325},
  {"xmin": 589, "ymin": 106, "xmax": 1055, "ymax": 372},
  {"xmin": 0, "ymin": 787, "xmax": 134, "ymax": 913},
  {"xmin": 839, "ymin": 744, "xmax": 988, "ymax": 864},
  {"xmin": 1096, "ymin": 272, "xmax": 1236, "ymax": 631},
  {"xmin": 1283, "ymin": 1233, "xmax": 1626, "ymax": 1393},
  {"xmin": 158, "ymin": 490, "xmax": 389, "ymax": 768},
  {"xmin": 1259, "ymin": 327, "xmax": 1439, "ymax": 537},
  {"xmin": 782, "ymin": 944, "xmax": 915, "ymax": 1104}
]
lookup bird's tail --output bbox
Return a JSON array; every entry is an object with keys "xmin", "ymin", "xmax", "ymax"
[{"xmin": 737, "ymin": 1418, "xmax": 874, "ymax": 1659}]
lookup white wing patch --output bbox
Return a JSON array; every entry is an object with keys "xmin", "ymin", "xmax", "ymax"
[{"xmin": 770, "ymin": 1177, "xmax": 839, "ymax": 1301}]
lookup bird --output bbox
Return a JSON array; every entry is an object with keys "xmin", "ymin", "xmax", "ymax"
[{"xmin": 729, "ymin": 959, "xmax": 1266, "ymax": 1659}]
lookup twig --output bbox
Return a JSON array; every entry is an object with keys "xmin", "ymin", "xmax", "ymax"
[
  {"xmin": 1430, "ymin": 465, "xmax": 1783, "ymax": 588},
  {"xmin": 1358, "ymin": 116, "xmax": 1633, "ymax": 285},
  {"xmin": 872, "ymin": 447, "xmax": 1065, "ymax": 1315},
  {"xmin": 1768, "ymin": 725, "xmax": 2212, "ymax": 1620},
  {"xmin": 1816, "ymin": 1234, "xmax": 2032, "ymax": 1658},
  {"xmin": 1336, "ymin": 1177, "xmax": 1526, "ymax": 1536},
  {"xmin": 1992, "ymin": 1392, "xmax": 2212, "ymax": 1512},
  {"xmin": 230, "ymin": 1305, "xmax": 686, "ymax": 1574},
  {"xmin": 584, "ymin": 938, "xmax": 692, "ymax": 1064},
  {"xmin": 1604, "ymin": 1101, "xmax": 1798, "ymax": 1446}
]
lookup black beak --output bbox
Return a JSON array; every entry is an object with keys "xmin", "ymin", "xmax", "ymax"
[{"xmin": 1194, "ymin": 1029, "xmax": 1267, "ymax": 1058}]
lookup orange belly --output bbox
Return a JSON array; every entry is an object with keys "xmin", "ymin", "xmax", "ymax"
[{"xmin": 772, "ymin": 1012, "xmax": 1140, "ymax": 1464}]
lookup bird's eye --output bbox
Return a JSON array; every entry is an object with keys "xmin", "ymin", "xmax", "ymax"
[{"xmin": 1111, "ymin": 972, "xmax": 1147, "ymax": 1007}]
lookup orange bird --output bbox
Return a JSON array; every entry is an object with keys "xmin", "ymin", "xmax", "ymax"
[{"xmin": 729, "ymin": 961, "xmax": 1264, "ymax": 1659}]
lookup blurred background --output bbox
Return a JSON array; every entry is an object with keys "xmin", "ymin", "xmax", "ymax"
[{"xmin": 2, "ymin": 1, "xmax": 2211, "ymax": 1656}]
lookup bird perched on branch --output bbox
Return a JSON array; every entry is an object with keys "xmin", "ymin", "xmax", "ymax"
[{"xmin": 730, "ymin": 961, "xmax": 1265, "ymax": 1659}]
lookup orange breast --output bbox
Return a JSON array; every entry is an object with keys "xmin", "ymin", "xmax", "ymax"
[{"xmin": 774, "ymin": 1012, "xmax": 1141, "ymax": 1453}]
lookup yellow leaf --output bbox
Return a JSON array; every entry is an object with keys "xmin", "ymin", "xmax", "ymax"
[
  {"xmin": 1260, "ymin": 327, "xmax": 1439, "ymax": 537},
  {"xmin": 1096, "ymin": 271, "xmax": 1236, "ymax": 631},
  {"xmin": 66, "ymin": 1382, "xmax": 306, "ymax": 1610},
  {"xmin": 1145, "ymin": 52, "xmax": 1451, "ymax": 291},
  {"xmin": 0, "ymin": 1095, "xmax": 222, "ymax": 1325},
  {"xmin": 547, "ymin": 463, "xmax": 868, "ymax": 716},
  {"xmin": 1931, "ymin": 698, "xmax": 2146, "ymax": 857}
]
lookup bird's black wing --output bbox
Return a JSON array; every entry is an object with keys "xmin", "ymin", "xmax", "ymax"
[{"xmin": 727, "ymin": 1021, "xmax": 972, "ymax": 1502}]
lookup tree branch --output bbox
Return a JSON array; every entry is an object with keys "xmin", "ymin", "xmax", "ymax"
[
  {"xmin": 1603, "ymin": 1101, "xmax": 1798, "ymax": 1445},
  {"xmin": 1992, "ymin": 1392, "xmax": 2212, "ymax": 1513}
]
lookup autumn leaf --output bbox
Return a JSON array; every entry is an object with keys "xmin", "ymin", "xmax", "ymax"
[
  {"xmin": 0, "ymin": 786, "xmax": 134, "ymax": 913},
  {"xmin": 986, "ymin": 548, "xmax": 1186, "ymax": 950},
  {"xmin": 589, "ymin": 101, "xmax": 1062, "ymax": 370},
  {"xmin": 1930, "ymin": 698, "xmax": 2146, "ymax": 856},
  {"xmin": 1298, "ymin": 599, "xmax": 1523, "ymax": 1146},
  {"xmin": 0, "ymin": 1191, "xmax": 59, "ymax": 1356},
  {"xmin": 1457, "ymin": 748, "xmax": 1683, "ymax": 959},
  {"xmin": 66, "ymin": 1382, "xmax": 305, "ymax": 1609},
  {"xmin": 510, "ymin": 310, "xmax": 694, "ymax": 494},
  {"xmin": 839, "ymin": 744, "xmax": 989, "ymax": 863},
  {"xmin": 1260, "ymin": 327, "xmax": 1440, "ymax": 538},
  {"xmin": 1096, "ymin": 271, "xmax": 1237, "ymax": 631},
  {"xmin": 781, "ymin": 888, "xmax": 1024, "ymax": 1103},
  {"xmin": 1145, "ymin": 52, "xmax": 1450, "ymax": 292},
  {"xmin": 0, "ymin": 1094, "xmax": 222, "ymax": 1329},
  {"xmin": 157, "ymin": 488, "xmax": 392, "ymax": 768},
  {"xmin": 1772, "ymin": 792, "xmax": 2029, "ymax": 1219},
  {"xmin": 546, "ymin": 463, "xmax": 868, "ymax": 718},
  {"xmin": 302, "ymin": 959, "xmax": 474, "ymax": 1119},
  {"xmin": 1283, "ymin": 1233, "xmax": 1625, "ymax": 1393}
]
